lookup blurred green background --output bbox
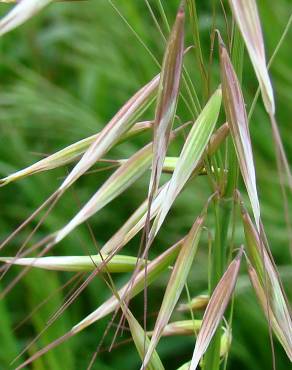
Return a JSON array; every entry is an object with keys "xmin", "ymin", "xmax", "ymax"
[{"xmin": 0, "ymin": 0, "xmax": 291, "ymax": 369}]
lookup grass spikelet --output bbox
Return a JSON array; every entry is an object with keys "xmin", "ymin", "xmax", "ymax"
[
  {"xmin": 177, "ymin": 294, "xmax": 209, "ymax": 312},
  {"xmin": 72, "ymin": 239, "xmax": 183, "ymax": 334},
  {"xmin": 0, "ymin": 121, "xmax": 152, "ymax": 187},
  {"xmin": 59, "ymin": 74, "xmax": 159, "ymax": 193},
  {"xmin": 0, "ymin": 1, "xmax": 291, "ymax": 369},
  {"xmin": 219, "ymin": 34, "xmax": 260, "ymax": 229},
  {"xmin": 0, "ymin": 76, "xmax": 158, "ymax": 253},
  {"xmin": 189, "ymin": 248, "xmax": 243, "ymax": 370},
  {"xmin": 53, "ymin": 143, "xmax": 153, "ymax": 245},
  {"xmin": 242, "ymin": 210, "xmax": 292, "ymax": 360},
  {"xmin": 247, "ymin": 261, "xmax": 292, "ymax": 361},
  {"xmin": 149, "ymin": 0, "xmax": 184, "ymax": 198},
  {"xmin": 154, "ymin": 320, "xmax": 202, "ymax": 337},
  {"xmin": 15, "ymin": 239, "xmax": 183, "ymax": 369},
  {"xmin": 0, "ymin": 254, "xmax": 145, "ymax": 273},
  {"xmin": 228, "ymin": 0, "xmax": 274, "ymax": 114},
  {"xmin": 0, "ymin": 0, "xmax": 52, "ymax": 37},
  {"xmin": 120, "ymin": 306, "xmax": 165, "ymax": 370},
  {"xmin": 101, "ymin": 183, "xmax": 168, "ymax": 255},
  {"xmin": 229, "ymin": 0, "xmax": 292, "ymax": 191},
  {"xmin": 141, "ymin": 213, "xmax": 205, "ymax": 369},
  {"xmin": 148, "ymin": 87, "xmax": 222, "ymax": 243},
  {"xmin": 101, "ymin": 122, "xmax": 228, "ymax": 256},
  {"xmin": 175, "ymin": 326, "xmax": 232, "ymax": 369}
]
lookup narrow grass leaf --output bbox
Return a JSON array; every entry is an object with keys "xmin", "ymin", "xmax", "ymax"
[
  {"xmin": 149, "ymin": 88, "xmax": 222, "ymax": 242},
  {"xmin": 0, "ymin": 254, "xmax": 144, "ymax": 273},
  {"xmin": 141, "ymin": 214, "xmax": 204, "ymax": 369},
  {"xmin": 219, "ymin": 38, "xmax": 260, "ymax": 229},
  {"xmin": 0, "ymin": 121, "xmax": 152, "ymax": 186},
  {"xmin": 242, "ymin": 211, "xmax": 292, "ymax": 360},
  {"xmin": 189, "ymin": 248, "xmax": 243, "ymax": 370},
  {"xmin": 228, "ymin": 0, "xmax": 274, "ymax": 114},
  {"xmin": 0, "ymin": 0, "xmax": 51, "ymax": 37},
  {"xmin": 149, "ymin": 0, "xmax": 184, "ymax": 198}
]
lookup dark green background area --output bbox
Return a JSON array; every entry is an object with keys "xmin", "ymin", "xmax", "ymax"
[{"xmin": 0, "ymin": 1, "xmax": 291, "ymax": 369}]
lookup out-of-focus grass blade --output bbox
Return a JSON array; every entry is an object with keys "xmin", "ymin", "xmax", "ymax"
[
  {"xmin": 149, "ymin": 88, "xmax": 222, "ymax": 243},
  {"xmin": 0, "ymin": 0, "xmax": 52, "ymax": 37},
  {"xmin": 177, "ymin": 294, "xmax": 209, "ymax": 312},
  {"xmin": 149, "ymin": 0, "xmax": 184, "ymax": 198},
  {"xmin": 101, "ymin": 122, "xmax": 228, "ymax": 257},
  {"xmin": 121, "ymin": 306, "xmax": 165, "ymax": 370},
  {"xmin": 189, "ymin": 248, "xmax": 243, "ymax": 370},
  {"xmin": 53, "ymin": 143, "xmax": 153, "ymax": 244},
  {"xmin": 219, "ymin": 37, "xmax": 260, "ymax": 229},
  {"xmin": 0, "ymin": 254, "xmax": 144, "ymax": 273},
  {"xmin": 228, "ymin": 0, "xmax": 274, "ymax": 114},
  {"xmin": 141, "ymin": 214, "xmax": 205, "ymax": 369},
  {"xmin": 15, "ymin": 240, "xmax": 183, "ymax": 370},
  {"xmin": 59, "ymin": 75, "xmax": 159, "ymax": 193},
  {"xmin": 0, "ymin": 121, "xmax": 152, "ymax": 187},
  {"xmin": 186, "ymin": 0, "xmax": 207, "ymax": 90},
  {"xmin": 242, "ymin": 210, "xmax": 292, "ymax": 360}
]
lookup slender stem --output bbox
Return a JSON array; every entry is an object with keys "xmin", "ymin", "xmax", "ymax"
[
  {"xmin": 187, "ymin": 0, "xmax": 208, "ymax": 98},
  {"xmin": 203, "ymin": 196, "xmax": 231, "ymax": 370},
  {"xmin": 204, "ymin": 23, "xmax": 244, "ymax": 370}
]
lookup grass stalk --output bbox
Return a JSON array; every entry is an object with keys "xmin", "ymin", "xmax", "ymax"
[{"xmin": 203, "ymin": 196, "xmax": 230, "ymax": 370}]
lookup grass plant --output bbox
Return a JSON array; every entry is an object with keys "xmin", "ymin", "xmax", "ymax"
[{"xmin": 0, "ymin": 1, "xmax": 291, "ymax": 369}]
